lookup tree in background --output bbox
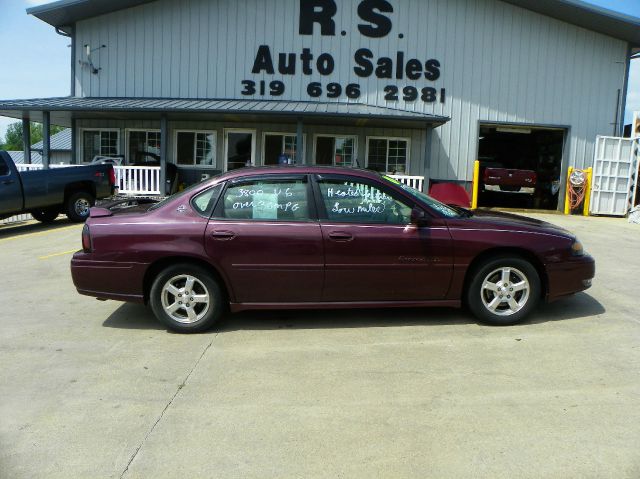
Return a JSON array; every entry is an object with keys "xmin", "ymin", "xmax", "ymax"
[{"xmin": 0, "ymin": 122, "xmax": 65, "ymax": 150}]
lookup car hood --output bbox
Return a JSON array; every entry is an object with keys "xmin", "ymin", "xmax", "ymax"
[{"xmin": 458, "ymin": 209, "xmax": 574, "ymax": 239}]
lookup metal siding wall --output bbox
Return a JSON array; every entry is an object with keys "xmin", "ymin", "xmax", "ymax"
[{"xmin": 74, "ymin": 0, "xmax": 628, "ymax": 181}]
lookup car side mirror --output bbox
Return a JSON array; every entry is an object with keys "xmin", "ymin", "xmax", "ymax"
[{"xmin": 410, "ymin": 207, "xmax": 429, "ymax": 227}]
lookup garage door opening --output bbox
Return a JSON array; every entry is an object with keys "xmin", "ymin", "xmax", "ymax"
[{"xmin": 477, "ymin": 125, "xmax": 565, "ymax": 210}]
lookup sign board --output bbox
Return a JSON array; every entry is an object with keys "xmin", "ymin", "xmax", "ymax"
[{"xmin": 241, "ymin": 0, "xmax": 446, "ymax": 105}]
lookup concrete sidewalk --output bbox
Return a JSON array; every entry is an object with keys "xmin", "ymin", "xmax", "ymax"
[{"xmin": 0, "ymin": 214, "xmax": 639, "ymax": 478}]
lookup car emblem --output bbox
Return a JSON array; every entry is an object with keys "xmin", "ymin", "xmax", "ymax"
[{"xmin": 177, "ymin": 205, "xmax": 187, "ymax": 213}]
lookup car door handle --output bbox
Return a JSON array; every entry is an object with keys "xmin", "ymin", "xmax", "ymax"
[
  {"xmin": 211, "ymin": 231, "xmax": 236, "ymax": 241},
  {"xmin": 1, "ymin": 179, "xmax": 14, "ymax": 185},
  {"xmin": 328, "ymin": 232, "xmax": 354, "ymax": 242}
]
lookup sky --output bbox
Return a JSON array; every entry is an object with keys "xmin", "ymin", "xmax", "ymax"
[{"xmin": 0, "ymin": 0, "xmax": 638, "ymax": 140}]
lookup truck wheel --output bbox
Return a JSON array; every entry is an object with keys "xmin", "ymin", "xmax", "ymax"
[
  {"xmin": 149, "ymin": 263, "xmax": 224, "ymax": 333},
  {"xmin": 466, "ymin": 255, "xmax": 541, "ymax": 326},
  {"xmin": 31, "ymin": 207, "xmax": 60, "ymax": 223},
  {"xmin": 66, "ymin": 192, "xmax": 94, "ymax": 222}
]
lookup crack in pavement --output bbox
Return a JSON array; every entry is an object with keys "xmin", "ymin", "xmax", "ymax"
[{"xmin": 120, "ymin": 334, "xmax": 218, "ymax": 478}]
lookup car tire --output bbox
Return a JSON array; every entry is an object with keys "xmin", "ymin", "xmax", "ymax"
[
  {"xmin": 466, "ymin": 255, "xmax": 541, "ymax": 326},
  {"xmin": 66, "ymin": 191, "xmax": 95, "ymax": 222},
  {"xmin": 149, "ymin": 263, "xmax": 224, "ymax": 333},
  {"xmin": 31, "ymin": 207, "xmax": 60, "ymax": 223}
]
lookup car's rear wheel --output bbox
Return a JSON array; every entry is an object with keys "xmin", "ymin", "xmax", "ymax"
[
  {"xmin": 149, "ymin": 264, "xmax": 224, "ymax": 333},
  {"xmin": 466, "ymin": 256, "xmax": 541, "ymax": 326},
  {"xmin": 31, "ymin": 207, "xmax": 60, "ymax": 223},
  {"xmin": 66, "ymin": 191, "xmax": 95, "ymax": 222}
]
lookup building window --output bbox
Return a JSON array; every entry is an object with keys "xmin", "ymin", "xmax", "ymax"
[
  {"xmin": 315, "ymin": 135, "xmax": 357, "ymax": 167},
  {"xmin": 263, "ymin": 133, "xmax": 303, "ymax": 165},
  {"xmin": 82, "ymin": 129, "xmax": 119, "ymax": 163},
  {"xmin": 175, "ymin": 131, "xmax": 216, "ymax": 167},
  {"xmin": 367, "ymin": 137, "xmax": 410, "ymax": 174},
  {"xmin": 127, "ymin": 130, "xmax": 161, "ymax": 165}
]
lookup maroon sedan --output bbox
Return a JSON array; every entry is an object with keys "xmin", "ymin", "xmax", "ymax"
[{"xmin": 71, "ymin": 166, "xmax": 594, "ymax": 333}]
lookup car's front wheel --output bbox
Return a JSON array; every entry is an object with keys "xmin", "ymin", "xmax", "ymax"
[
  {"xmin": 466, "ymin": 256, "xmax": 541, "ymax": 326},
  {"xmin": 149, "ymin": 264, "xmax": 224, "ymax": 333}
]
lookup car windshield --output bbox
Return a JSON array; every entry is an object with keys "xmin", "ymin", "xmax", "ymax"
[
  {"xmin": 381, "ymin": 175, "xmax": 463, "ymax": 218},
  {"xmin": 148, "ymin": 181, "xmax": 213, "ymax": 211}
]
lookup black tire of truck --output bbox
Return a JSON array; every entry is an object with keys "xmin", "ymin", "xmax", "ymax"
[
  {"xmin": 65, "ymin": 191, "xmax": 95, "ymax": 222},
  {"xmin": 31, "ymin": 207, "xmax": 60, "ymax": 223}
]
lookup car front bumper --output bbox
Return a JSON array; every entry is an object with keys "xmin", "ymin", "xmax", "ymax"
[{"xmin": 546, "ymin": 254, "xmax": 596, "ymax": 302}]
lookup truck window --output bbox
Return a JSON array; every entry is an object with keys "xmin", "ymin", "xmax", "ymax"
[{"xmin": 0, "ymin": 156, "xmax": 9, "ymax": 176}]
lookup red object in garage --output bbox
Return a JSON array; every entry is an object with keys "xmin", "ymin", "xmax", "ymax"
[{"xmin": 429, "ymin": 183, "xmax": 471, "ymax": 208}]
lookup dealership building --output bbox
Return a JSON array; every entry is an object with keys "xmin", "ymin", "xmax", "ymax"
[{"xmin": 0, "ymin": 0, "xmax": 639, "ymax": 209}]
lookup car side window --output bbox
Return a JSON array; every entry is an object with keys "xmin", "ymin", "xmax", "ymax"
[
  {"xmin": 0, "ymin": 156, "xmax": 9, "ymax": 176},
  {"xmin": 317, "ymin": 178, "xmax": 413, "ymax": 225},
  {"xmin": 221, "ymin": 179, "xmax": 310, "ymax": 221},
  {"xmin": 191, "ymin": 184, "xmax": 222, "ymax": 217}
]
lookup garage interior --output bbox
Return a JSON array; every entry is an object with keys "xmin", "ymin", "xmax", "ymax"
[{"xmin": 477, "ymin": 125, "xmax": 566, "ymax": 210}]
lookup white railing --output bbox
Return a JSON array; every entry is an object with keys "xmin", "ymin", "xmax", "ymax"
[
  {"xmin": 114, "ymin": 166, "xmax": 162, "ymax": 195},
  {"xmin": 389, "ymin": 175, "xmax": 425, "ymax": 192}
]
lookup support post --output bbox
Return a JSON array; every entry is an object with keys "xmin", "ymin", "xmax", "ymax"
[
  {"xmin": 42, "ymin": 112, "xmax": 51, "ymax": 169},
  {"xmin": 22, "ymin": 119, "xmax": 31, "ymax": 165},
  {"xmin": 423, "ymin": 127, "xmax": 432, "ymax": 192},
  {"xmin": 160, "ymin": 115, "xmax": 168, "ymax": 195},
  {"xmin": 71, "ymin": 118, "xmax": 77, "ymax": 164},
  {"xmin": 295, "ymin": 117, "xmax": 304, "ymax": 165},
  {"xmin": 583, "ymin": 167, "xmax": 593, "ymax": 216},
  {"xmin": 471, "ymin": 160, "xmax": 480, "ymax": 209},
  {"xmin": 564, "ymin": 166, "xmax": 574, "ymax": 215}
]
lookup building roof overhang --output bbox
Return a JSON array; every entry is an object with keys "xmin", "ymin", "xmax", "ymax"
[
  {"xmin": 28, "ymin": 0, "xmax": 640, "ymax": 45},
  {"xmin": 0, "ymin": 97, "xmax": 449, "ymax": 130}
]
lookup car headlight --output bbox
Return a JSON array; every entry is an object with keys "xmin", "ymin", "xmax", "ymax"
[{"xmin": 571, "ymin": 240, "xmax": 584, "ymax": 257}]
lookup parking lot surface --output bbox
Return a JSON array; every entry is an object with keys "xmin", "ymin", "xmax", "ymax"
[{"xmin": 1, "ymin": 213, "xmax": 639, "ymax": 478}]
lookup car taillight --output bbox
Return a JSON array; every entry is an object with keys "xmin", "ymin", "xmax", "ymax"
[
  {"xmin": 108, "ymin": 167, "xmax": 116, "ymax": 186},
  {"xmin": 82, "ymin": 224, "xmax": 92, "ymax": 253}
]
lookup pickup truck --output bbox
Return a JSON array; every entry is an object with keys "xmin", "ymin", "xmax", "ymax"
[
  {"xmin": 0, "ymin": 150, "xmax": 116, "ymax": 223},
  {"xmin": 482, "ymin": 166, "xmax": 537, "ymax": 195}
]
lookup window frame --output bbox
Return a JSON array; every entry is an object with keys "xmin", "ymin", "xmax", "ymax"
[
  {"xmin": 312, "ymin": 134, "xmax": 359, "ymax": 167},
  {"xmin": 173, "ymin": 129, "xmax": 217, "ymax": 168},
  {"xmin": 224, "ymin": 128, "xmax": 256, "ymax": 172},
  {"xmin": 365, "ymin": 136, "xmax": 411, "ymax": 174},
  {"xmin": 261, "ymin": 132, "xmax": 307, "ymax": 166},
  {"xmin": 213, "ymin": 174, "xmax": 317, "ymax": 223},
  {"xmin": 311, "ymin": 173, "xmax": 418, "ymax": 225},
  {"xmin": 80, "ymin": 128, "xmax": 121, "ymax": 164},
  {"xmin": 125, "ymin": 128, "xmax": 161, "ymax": 165}
]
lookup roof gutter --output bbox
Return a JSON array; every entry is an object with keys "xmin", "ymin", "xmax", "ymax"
[{"xmin": 54, "ymin": 26, "xmax": 70, "ymax": 38}]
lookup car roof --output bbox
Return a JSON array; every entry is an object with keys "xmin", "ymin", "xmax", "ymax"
[{"xmin": 215, "ymin": 165, "xmax": 384, "ymax": 182}]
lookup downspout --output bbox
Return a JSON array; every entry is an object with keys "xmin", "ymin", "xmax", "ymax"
[
  {"xmin": 55, "ymin": 25, "xmax": 76, "ymax": 164},
  {"xmin": 54, "ymin": 25, "xmax": 73, "ymax": 94},
  {"xmin": 618, "ymin": 43, "xmax": 633, "ymax": 136}
]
